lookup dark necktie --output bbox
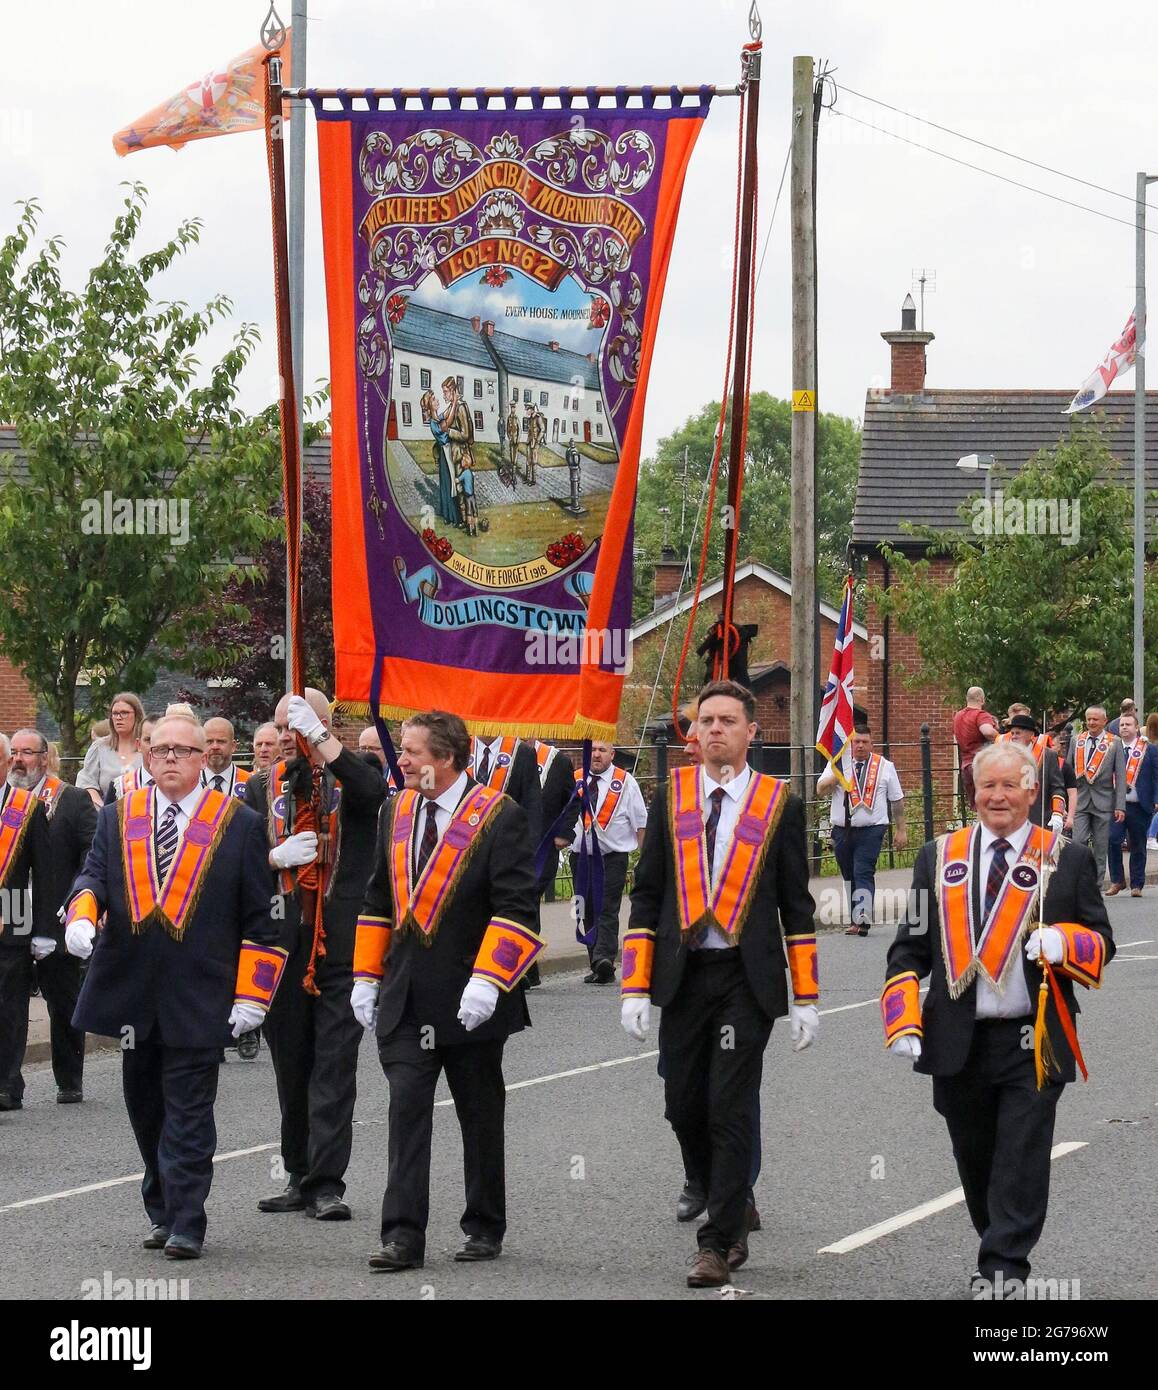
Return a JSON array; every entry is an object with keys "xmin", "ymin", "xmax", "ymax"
[
  {"xmin": 585, "ymin": 774, "xmax": 600, "ymax": 826},
  {"xmin": 476, "ymin": 744, "xmax": 492, "ymax": 785},
  {"xmin": 704, "ymin": 787, "xmax": 726, "ymax": 885},
  {"xmin": 416, "ymin": 800, "xmax": 439, "ymax": 876},
  {"xmin": 156, "ymin": 804, "xmax": 180, "ymax": 882},
  {"xmin": 212, "ymin": 774, "xmax": 225, "ymax": 793},
  {"xmin": 982, "ymin": 836, "xmax": 1011, "ymax": 929}
]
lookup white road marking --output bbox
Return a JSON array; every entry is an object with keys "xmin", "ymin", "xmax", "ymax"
[
  {"xmin": 817, "ymin": 1142, "xmax": 1088, "ymax": 1255},
  {"xmin": 1117, "ymin": 939, "xmax": 1153, "ymax": 947},
  {"xmin": 1113, "ymin": 954, "xmax": 1158, "ymax": 961},
  {"xmin": 5, "ymin": 989, "xmax": 891, "ymax": 1213}
]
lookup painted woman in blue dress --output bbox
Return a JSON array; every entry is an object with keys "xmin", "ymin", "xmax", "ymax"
[{"xmin": 421, "ymin": 388, "xmax": 460, "ymax": 526}]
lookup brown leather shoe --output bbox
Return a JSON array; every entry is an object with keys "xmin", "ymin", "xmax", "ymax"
[
  {"xmin": 1131, "ymin": 888, "xmax": 1143, "ymax": 897},
  {"xmin": 1105, "ymin": 883, "xmax": 1126, "ymax": 896},
  {"xmin": 687, "ymin": 1249, "xmax": 731, "ymax": 1288},
  {"xmin": 726, "ymin": 1235, "xmax": 748, "ymax": 1270}
]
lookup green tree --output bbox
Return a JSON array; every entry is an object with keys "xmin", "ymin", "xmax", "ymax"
[
  {"xmin": 632, "ymin": 393, "xmax": 860, "ymax": 618},
  {"xmin": 0, "ymin": 187, "xmax": 284, "ymax": 758},
  {"xmin": 871, "ymin": 431, "xmax": 1158, "ymax": 718}
]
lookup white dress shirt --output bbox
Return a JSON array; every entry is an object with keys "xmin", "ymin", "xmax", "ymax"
[
  {"xmin": 202, "ymin": 764, "xmax": 242, "ymax": 797},
  {"xmin": 826, "ymin": 756, "xmax": 903, "ymax": 828},
  {"xmin": 472, "ymin": 736, "xmax": 505, "ymax": 778},
  {"xmin": 411, "ymin": 770, "xmax": 469, "ymax": 876},
  {"xmin": 974, "ymin": 818, "xmax": 1034, "ymax": 1019},
  {"xmin": 693, "ymin": 763, "xmax": 752, "ymax": 951},
  {"xmin": 569, "ymin": 767, "xmax": 648, "ymax": 854}
]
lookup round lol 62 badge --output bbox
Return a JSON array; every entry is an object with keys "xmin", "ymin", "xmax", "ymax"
[{"xmin": 1010, "ymin": 863, "xmax": 1038, "ymax": 891}]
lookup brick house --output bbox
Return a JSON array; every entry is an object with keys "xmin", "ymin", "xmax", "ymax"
[
  {"xmin": 625, "ymin": 558, "xmax": 869, "ymax": 773},
  {"xmin": 851, "ymin": 297, "xmax": 1158, "ymax": 823}
]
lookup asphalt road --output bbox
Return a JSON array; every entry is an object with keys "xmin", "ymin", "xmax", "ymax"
[{"xmin": 2, "ymin": 896, "xmax": 1154, "ymax": 1302}]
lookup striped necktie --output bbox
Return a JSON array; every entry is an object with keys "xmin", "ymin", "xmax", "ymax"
[
  {"xmin": 415, "ymin": 800, "xmax": 439, "ymax": 877},
  {"xmin": 156, "ymin": 804, "xmax": 180, "ymax": 883},
  {"xmin": 476, "ymin": 744, "xmax": 492, "ymax": 785},
  {"xmin": 211, "ymin": 774, "xmax": 225, "ymax": 793},
  {"xmin": 982, "ymin": 837, "xmax": 1011, "ymax": 931}
]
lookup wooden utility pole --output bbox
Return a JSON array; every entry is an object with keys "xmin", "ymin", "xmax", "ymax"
[{"xmin": 790, "ymin": 55, "xmax": 817, "ymax": 798}]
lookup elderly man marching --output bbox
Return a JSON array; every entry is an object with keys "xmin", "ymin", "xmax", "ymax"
[
  {"xmin": 1066, "ymin": 705, "xmax": 1125, "ymax": 888},
  {"xmin": 352, "ymin": 710, "xmax": 541, "ymax": 1272},
  {"xmin": 882, "ymin": 740, "xmax": 1114, "ymax": 1297},
  {"xmin": 63, "ymin": 714, "xmax": 287, "ymax": 1258},
  {"xmin": 620, "ymin": 680, "xmax": 819, "ymax": 1289},
  {"xmin": 247, "ymin": 689, "xmax": 384, "ymax": 1221}
]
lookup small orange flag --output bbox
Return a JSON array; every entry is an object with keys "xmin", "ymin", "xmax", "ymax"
[{"xmin": 112, "ymin": 32, "xmax": 292, "ymax": 157}]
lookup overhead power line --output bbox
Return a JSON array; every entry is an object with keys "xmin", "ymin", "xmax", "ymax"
[
  {"xmin": 835, "ymin": 82, "xmax": 1158, "ymax": 215},
  {"xmin": 828, "ymin": 109, "xmax": 1158, "ymax": 238}
]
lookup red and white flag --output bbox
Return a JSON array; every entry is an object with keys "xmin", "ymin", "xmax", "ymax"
[
  {"xmin": 815, "ymin": 574, "xmax": 856, "ymax": 791},
  {"xmin": 1067, "ymin": 311, "xmax": 1139, "ymax": 413}
]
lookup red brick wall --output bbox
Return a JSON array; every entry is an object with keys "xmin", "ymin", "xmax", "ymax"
[
  {"xmin": 864, "ymin": 554, "xmax": 960, "ymax": 825},
  {"xmin": 889, "ymin": 344, "xmax": 927, "ymax": 394},
  {"xmin": 0, "ymin": 655, "xmax": 36, "ymax": 735}
]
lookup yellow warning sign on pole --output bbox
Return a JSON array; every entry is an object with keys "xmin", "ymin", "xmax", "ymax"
[{"xmin": 792, "ymin": 390, "xmax": 816, "ymax": 412}]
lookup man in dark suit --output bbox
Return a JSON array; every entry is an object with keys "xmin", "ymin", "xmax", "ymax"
[
  {"xmin": 882, "ymin": 739, "xmax": 1114, "ymax": 1296},
  {"xmin": 1106, "ymin": 711, "xmax": 1158, "ymax": 897},
  {"xmin": 352, "ymin": 710, "xmax": 540, "ymax": 1272},
  {"xmin": 620, "ymin": 679, "xmax": 819, "ymax": 1288},
  {"xmin": 1, "ymin": 729, "xmax": 97, "ymax": 1106},
  {"xmin": 246, "ymin": 689, "xmax": 384, "ymax": 1222},
  {"xmin": 64, "ymin": 714, "xmax": 286, "ymax": 1258},
  {"xmin": 0, "ymin": 734, "xmax": 55, "ymax": 1112},
  {"xmin": 469, "ymin": 732, "xmax": 542, "ymax": 846},
  {"xmin": 534, "ymin": 739, "xmax": 575, "ymax": 904}
]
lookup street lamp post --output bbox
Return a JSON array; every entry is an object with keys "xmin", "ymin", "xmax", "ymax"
[{"xmin": 957, "ymin": 452, "xmax": 996, "ymax": 542}]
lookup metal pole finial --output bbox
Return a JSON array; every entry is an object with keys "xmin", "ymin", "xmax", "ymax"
[
  {"xmin": 749, "ymin": 2, "xmax": 763, "ymax": 40},
  {"xmin": 261, "ymin": 1, "xmax": 288, "ymax": 51}
]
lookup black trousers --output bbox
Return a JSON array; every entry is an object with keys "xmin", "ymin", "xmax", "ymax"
[
  {"xmin": 377, "ymin": 1018, "xmax": 507, "ymax": 1256},
  {"xmin": 263, "ymin": 949, "xmax": 363, "ymax": 1201},
  {"xmin": 0, "ymin": 947, "xmax": 85, "ymax": 1099},
  {"xmin": 659, "ymin": 952, "xmax": 772, "ymax": 1253},
  {"xmin": 933, "ymin": 1018, "xmax": 1064, "ymax": 1283},
  {"xmin": 122, "ymin": 1035, "xmax": 221, "ymax": 1242},
  {"xmin": 581, "ymin": 849, "xmax": 629, "ymax": 967}
]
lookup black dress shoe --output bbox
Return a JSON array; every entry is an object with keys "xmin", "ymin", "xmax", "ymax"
[
  {"xmin": 676, "ymin": 1182, "xmax": 707, "ymax": 1222},
  {"xmin": 0, "ymin": 1092, "xmax": 22, "ymax": 1111},
  {"xmin": 583, "ymin": 969, "xmax": 599, "ymax": 983},
  {"xmin": 307, "ymin": 1193, "xmax": 351, "ymax": 1221},
  {"xmin": 142, "ymin": 1224, "xmax": 170, "ymax": 1250},
  {"xmin": 454, "ymin": 1236, "xmax": 502, "ymax": 1262},
  {"xmin": 369, "ymin": 1242, "xmax": 423, "ymax": 1272},
  {"xmin": 258, "ymin": 1180, "xmax": 306, "ymax": 1213},
  {"xmin": 164, "ymin": 1234, "xmax": 203, "ymax": 1260},
  {"xmin": 592, "ymin": 958, "xmax": 615, "ymax": 984},
  {"xmin": 57, "ymin": 1089, "xmax": 84, "ymax": 1104}
]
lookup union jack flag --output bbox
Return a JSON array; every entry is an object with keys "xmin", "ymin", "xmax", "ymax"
[
  {"xmin": 1066, "ymin": 311, "xmax": 1139, "ymax": 413},
  {"xmin": 815, "ymin": 573, "xmax": 856, "ymax": 791}
]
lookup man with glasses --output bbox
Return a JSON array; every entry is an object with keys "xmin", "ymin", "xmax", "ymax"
[
  {"xmin": 0, "ymin": 734, "xmax": 56, "ymax": 1111},
  {"xmin": 0, "ymin": 729, "xmax": 96, "ymax": 1105},
  {"xmin": 64, "ymin": 715, "xmax": 287, "ymax": 1258}
]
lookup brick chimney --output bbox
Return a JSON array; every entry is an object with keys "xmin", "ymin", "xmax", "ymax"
[
  {"xmin": 881, "ymin": 293, "xmax": 934, "ymax": 394},
  {"xmin": 653, "ymin": 545, "xmax": 683, "ymax": 608},
  {"xmin": 471, "ymin": 315, "xmax": 481, "ymax": 333},
  {"xmin": 548, "ymin": 340, "xmax": 559, "ymax": 351},
  {"xmin": 483, "ymin": 320, "xmax": 495, "ymax": 337}
]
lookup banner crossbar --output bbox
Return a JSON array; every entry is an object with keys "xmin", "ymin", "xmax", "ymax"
[{"xmin": 285, "ymin": 84, "xmax": 738, "ymax": 111}]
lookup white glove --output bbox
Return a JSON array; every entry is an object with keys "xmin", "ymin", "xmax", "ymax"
[
  {"xmin": 1048, "ymin": 813, "xmax": 1064, "ymax": 835},
  {"xmin": 621, "ymin": 997, "xmax": 651, "ymax": 1041},
  {"xmin": 31, "ymin": 936, "xmax": 56, "ymax": 962},
  {"xmin": 351, "ymin": 979, "xmax": 380, "ymax": 1031},
  {"xmin": 788, "ymin": 1003, "xmax": 819, "ymax": 1052},
  {"xmin": 457, "ymin": 977, "xmax": 500, "ymax": 1032},
  {"xmin": 889, "ymin": 1035, "xmax": 922, "ymax": 1060},
  {"xmin": 286, "ymin": 694, "xmax": 326, "ymax": 743},
  {"xmin": 270, "ymin": 831, "xmax": 318, "ymax": 870},
  {"xmin": 1025, "ymin": 926, "xmax": 1064, "ymax": 965},
  {"xmin": 65, "ymin": 920, "xmax": 96, "ymax": 960},
  {"xmin": 228, "ymin": 1002, "xmax": 266, "ymax": 1039}
]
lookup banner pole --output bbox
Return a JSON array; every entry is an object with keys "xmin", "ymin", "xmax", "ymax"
[
  {"xmin": 263, "ymin": 52, "xmax": 305, "ymax": 697},
  {"xmin": 721, "ymin": 31, "xmax": 762, "ymax": 670}
]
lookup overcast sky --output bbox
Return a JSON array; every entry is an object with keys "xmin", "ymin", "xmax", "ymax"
[{"xmin": 2, "ymin": 0, "xmax": 1154, "ymax": 456}]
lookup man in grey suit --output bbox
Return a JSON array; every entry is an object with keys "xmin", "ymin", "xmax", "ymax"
[{"xmin": 1066, "ymin": 705, "xmax": 1126, "ymax": 887}]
